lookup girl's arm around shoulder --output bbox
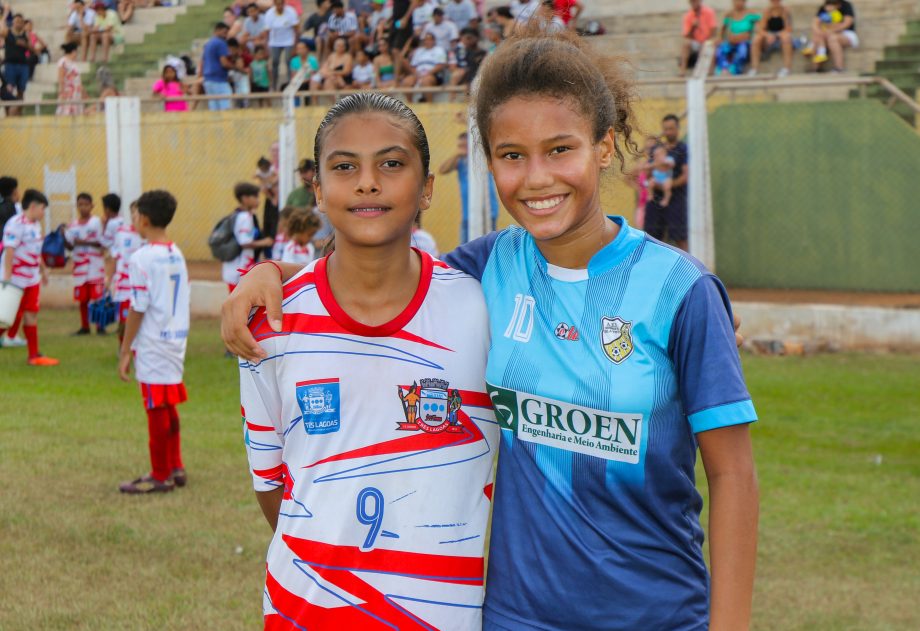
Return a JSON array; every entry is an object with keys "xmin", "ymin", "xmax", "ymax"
[{"xmin": 442, "ymin": 230, "xmax": 503, "ymax": 281}]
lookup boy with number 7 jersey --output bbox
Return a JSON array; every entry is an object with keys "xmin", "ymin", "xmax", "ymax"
[{"xmin": 118, "ymin": 190, "xmax": 191, "ymax": 494}]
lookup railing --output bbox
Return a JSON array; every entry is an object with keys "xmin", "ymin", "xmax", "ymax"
[{"xmin": 7, "ymin": 75, "xmax": 917, "ymax": 118}]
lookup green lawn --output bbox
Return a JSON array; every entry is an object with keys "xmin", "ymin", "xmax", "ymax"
[{"xmin": 0, "ymin": 310, "xmax": 918, "ymax": 630}]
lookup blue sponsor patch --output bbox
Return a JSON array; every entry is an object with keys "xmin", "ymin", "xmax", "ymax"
[{"xmin": 296, "ymin": 378, "xmax": 341, "ymax": 435}]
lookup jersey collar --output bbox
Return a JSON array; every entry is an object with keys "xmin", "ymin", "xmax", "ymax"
[
  {"xmin": 315, "ymin": 248, "xmax": 433, "ymax": 337},
  {"xmin": 534, "ymin": 216, "xmax": 643, "ymax": 281}
]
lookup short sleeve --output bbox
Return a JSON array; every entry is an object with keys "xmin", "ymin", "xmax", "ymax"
[
  {"xmin": 233, "ymin": 212, "xmax": 255, "ymax": 245},
  {"xmin": 668, "ymin": 275, "xmax": 757, "ymax": 434},
  {"xmin": 152, "ymin": 79, "xmax": 165, "ymax": 94},
  {"xmin": 3, "ymin": 221, "xmax": 22, "ymax": 249},
  {"xmin": 128, "ymin": 255, "xmax": 150, "ymax": 312},
  {"xmin": 442, "ymin": 231, "xmax": 501, "ymax": 280},
  {"xmin": 240, "ymin": 344, "xmax": 286, "ymax": 492},
  {"xmin": 217, "ymin": 39, "xmax": 229, "ymax": 57}
]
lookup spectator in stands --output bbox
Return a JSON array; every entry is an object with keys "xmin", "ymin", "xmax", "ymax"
[
  {"xmin": 325, "ymin": 1, "xmax": 360, "ymax": 57},
  {"xmin": 88, "ymin": 2, "xmax": 124, "ymax": 63},
  {"xmin": 679, "ymin": 0, "xmax": 717, "ymax": 77},
  {"xmin": 411, "ymin": 0, "xmax": 438, "ymax": 35},
  {"xmin": 373, "ymin": 36, "xmax": 397, "ymax": 87},
  {"xmin": 445, "ymin": 0, "xmax": 477, "ymax": 30},
  {"xmin": 56, "ymin": 41, "xmax": 85, "ymax": 116},
  {"xmin": 351, "ymin": 47, "xmax": 375, "ymax": 88},
  {"xmin": 401, "ymin": 32, "xmax": 446, "ymax": 102},
  {"xmin": 446, "ymin": 26, "xmax": 485, "ymax": 100},
  {"xmin": 364, "ymin": 0, "xmax": 392, "ymax": 50},
  {"xmin": 117, "ymin": 0, "xmax": 135, "ymax": 24},
  {"xmin": 152, "ymin": 63, "xmax": 189, "ymax": 112},
  {"xmin": 309, "ymin": 35, "xmax": 352, "ymax": 101},
  {"xmin": 240, "ymin": 2, "xmax": 269, "ymax": 52},
  {"xmin": 288, "ymin": 39, "xmax": 317, "ymax": 104},
  {"xmin": 490, "ymin": 6, "xmax": 515, "ymax": 39},
  {"xmin": 423, "ymin": 8, "xmax": 459, "ymax": 53},
  {"xmin": 715, "ymin": 0, "xmax": 759, "ymax": 75},
  {"xmin": 808, "ymin": 0, "xmax": 856, "ymax": 72},
  {"xmin": 482, "ymin": 21, "xmax": 502, "ymax": 52},
  {"xmin": 1, "ymin": 9, "xmax": 31, "ymax": 114},
  {"xmin": 227, "ymin": 37, "xmax": 252, "ymax": 107},
  {"xmin": 201, "ymin": 22, "xmax": 234, "ymax": 111},
  {"xmin": 265, "ymin": 0, "xmax": 300, "ymax": 90},
  {"xmin": 250, "ymin": 44, "xmax": 271, "ymax": 104},
  {"xmin": 302, "ymin": 0, "xmax": 332, "ymax": 60},
  {"xmin": 645, "ymin": 114, "xmax": 689, "ymax": 251},
  {"xmin": 95, "ymin": 64, "xmax": 119, "ymax": 104},
  {"xmin": 223, "ymin": 7, "xmax": 244, "ymax": 40},
  {"xmin": 750, "ymin": 0, "xmax": 793, "ymax": 77},
  {"xmin": 23, "ymin": 20, "xmax": 50, "ymax": 79},
  {"xmin": 66, "ymin": 0, "xmax": 96, "ymax": 57}
]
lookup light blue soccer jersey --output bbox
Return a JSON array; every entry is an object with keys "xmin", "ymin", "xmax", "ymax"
[{"xmin": 445, "ymin": 216, "xmax": 757, "ymax": 631}]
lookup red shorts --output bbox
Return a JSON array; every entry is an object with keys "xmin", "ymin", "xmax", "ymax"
[
  {"xmin": 19, "ymin": 284, "xmax": 40, "ymax": 313},
  {"xmin": 118, "ymin": 300, "xmax": 130, "ymax": 322},
  {"xmin": 74, "ymin": 282, "xmax": 104, "ymax": 303},
  {"xmin": 139, "ymin": 382, "xmax": 188, "ymax": 410}
]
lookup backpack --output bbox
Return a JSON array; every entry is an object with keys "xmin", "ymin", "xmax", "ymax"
[
  {"xmin": 208, "ymin": 213, "xmax": 242, "ymax": 262},
  {"xmin": 42, "ymin": 224, "xmax": 69, "ymax": 268}
]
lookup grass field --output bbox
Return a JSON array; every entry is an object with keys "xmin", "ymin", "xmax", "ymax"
[{"xmin": 1, "ymin": 309, "xmax": 918, "ymax": 630}]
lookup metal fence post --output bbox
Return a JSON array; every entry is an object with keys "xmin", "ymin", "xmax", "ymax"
[
  {"xmin": 466, "ymin": 78, "xmax": 489, "ymax": 243},
  {"xmin": 279, "ymin": 69, "xmax": 308, "ymax": 205},
  {"xmin": 686, "ymin": 42, "xmax": 716, "ymax": 270}
]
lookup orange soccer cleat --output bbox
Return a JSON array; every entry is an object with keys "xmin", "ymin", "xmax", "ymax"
[{"xmin": 27, "ymin": 355, "xmax": 60, "ymax": 366}]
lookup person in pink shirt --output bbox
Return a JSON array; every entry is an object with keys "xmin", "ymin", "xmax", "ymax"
[
  {"xmin": 680, "ymin": 0, "xmax": 717, "ymax": 76},
  {"xmin": 152, "ymin": 64, "xmax": 188, "ymax": 112}
]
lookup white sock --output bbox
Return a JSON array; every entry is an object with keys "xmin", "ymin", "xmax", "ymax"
[{"xmin": 817, "ymin": 46, "xmax": 827, "ymax": 55}]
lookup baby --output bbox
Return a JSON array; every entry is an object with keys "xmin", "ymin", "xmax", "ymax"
[
  {"xmin": 650, "ymin": 145, "xmax": 675, "ymax": 208},
  {"xmin": 254, "ymin": 156, "xmax": 277, "ymax": 193}
]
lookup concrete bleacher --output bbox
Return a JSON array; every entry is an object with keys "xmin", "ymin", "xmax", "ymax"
[
  {"xmin": 580, "ymin": 0, "xmax": 920, "ymax": 99},
  {"xmin": 21, "ymin": 0, "xmax": 213, "ymax": 104}
]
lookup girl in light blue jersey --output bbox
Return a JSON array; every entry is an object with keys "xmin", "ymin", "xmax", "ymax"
[{"xmin": 223, "ymin": 27, "xmax": 758, "ymax": 631}]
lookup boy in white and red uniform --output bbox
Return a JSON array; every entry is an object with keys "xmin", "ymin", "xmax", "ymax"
[
  {"xmin": 0, "ymin": 189, "xmax": 58, "ymax": 366},
  {"xmin": 65, "ymin": 192, "xmax": 106, "ymax": 335},
  {"xmin": 109, "ymin": 201, "xmax": 144, "ymax": 345},
  {"xmin": 118, "ymin": 190, "xmax": 190, "ymax": 494},
  {"xmin": 222, "ymin": 182, "xmax": 274, "ymax": 292},
  {"xmin": 100, "ymin": 193, "xmax": 124, "ymax": 252},
  {"xmin": 240, "ymin": 253, "xmax": 498, "ymax": 629}
]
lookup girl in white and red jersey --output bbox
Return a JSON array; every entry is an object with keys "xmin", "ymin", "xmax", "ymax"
[
  {"xmin": 279, "ymin": 206, "xmax": 320, "ymax": 265},
  {"xmin": 109, "ymin": 201, "xmax": 145, "ymax": 345},
  {"xmin": 0, "ymin": 189, "xmax": 58, "ymax": 366},
  {"xmin": 235, "ymin": 93, "xmax": 497, "ymax": 629},
  {"xmin": 64, "ymin": 192, "xmax": 106, "ymax": 335}
]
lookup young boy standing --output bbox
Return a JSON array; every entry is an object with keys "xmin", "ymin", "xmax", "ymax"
[
  {"xmin": 222, "ymin": 182, "xmax": 273, "ymax": 292},
  {"xmin": 118, "ymin": 190, "xmax": 190, "ymax": 494},
  {"xmin": 0, "ymin": 189, "xmax": 59, "ymax": 366},
  {"xmin": 65, "ymin": 192, "xmax": 106, "ymax": 335}
]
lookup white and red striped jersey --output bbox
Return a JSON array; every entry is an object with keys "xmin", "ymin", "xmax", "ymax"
[
  {"xmin": 101, "ymin": 215, "xmax": 124, "ymax": 251},
  {"xmin": 221, "ymin": 210, "xmax": 258, "ymax": 286},
  {"xmin": 1, "ymin": 214, "xmax": 43, "ymax": 288},
  {"xmin": 128, "ymin": 242, "xmax": 190, "ymax": 385},
  {"xmin": 65, "ymin": 216, "xmax": 105, "ymax": 285},
  {"xmin": 280, "ymin": 239, "xmax": 315, "ymax": 265},
  {"xmin": 240, "ymin": 251, "xmax": 497, "ymax": 630},
  {"xmin": 271, "ymin": 231, "xmax": 287, "ymax": 261},
  {"xmin": 111, "ymin": 225, "xmax": 144, "ymax": 303}
]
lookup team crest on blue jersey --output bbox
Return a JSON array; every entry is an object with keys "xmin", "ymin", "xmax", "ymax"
[
  {"xmin": 296, "ymin": 379, "xmax": 340, "ymax": 434},
  {"xmin": 554, "ymin": 322, "xmax": 580, "ymax": 341},
  {"xmin": 601, "ymin": 317, "xmax": 634, "ymax": 364},
  {"xmin": 397, "ymin": 378, "xmax": 463, "ymax": 434}
]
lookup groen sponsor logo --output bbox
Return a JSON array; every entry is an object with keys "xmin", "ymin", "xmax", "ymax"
[{"xmin": 487, "ymin": 384, "xmax": 643, "ymax": 464}]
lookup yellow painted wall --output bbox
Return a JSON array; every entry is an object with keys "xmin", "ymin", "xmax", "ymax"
[{"xmin": 0, "ymin": 94, "xmax": 766, "ymax": 260}]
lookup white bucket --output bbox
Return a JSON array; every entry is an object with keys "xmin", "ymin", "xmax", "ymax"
[{"xmin": 0, "ymin": 281, "xmax": 24, "ymax": 328}]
